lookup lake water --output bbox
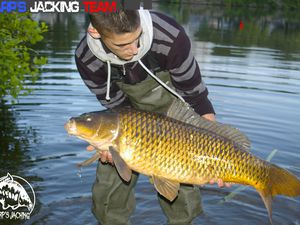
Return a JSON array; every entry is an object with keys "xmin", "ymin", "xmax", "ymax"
[{"xmin": 1, "ymin": 4, "xmax": 300, "ymax": 225}]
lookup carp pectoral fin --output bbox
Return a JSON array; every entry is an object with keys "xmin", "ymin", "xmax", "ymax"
[
  {"xmin": 152, "ymin": 176, "xmax": 180, "ymax": 202},
  {"xmin": 77, "ymin": 152, "xmax": 100, "ymax": 167},
  {"xmin": 258, "ymin": 189, "xmax": 273, "ymax": 225},
  {"xmin": 109, "ymin": 146, "xmax": 132, "ymax": 182}
]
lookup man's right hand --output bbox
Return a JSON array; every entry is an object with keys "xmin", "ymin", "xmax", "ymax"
[{"xmin": 86, "ymin": 145, "xmax": 114, "ymax": 165}]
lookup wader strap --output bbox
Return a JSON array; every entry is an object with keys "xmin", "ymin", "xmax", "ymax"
[{"xmin": 116, "ymin": 71, "xmax": 175, "ymax": 113}]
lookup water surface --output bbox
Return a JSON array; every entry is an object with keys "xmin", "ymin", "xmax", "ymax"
[{"xmin": 1, "ymin": 4, "xmax": 300, "ymax": 225}]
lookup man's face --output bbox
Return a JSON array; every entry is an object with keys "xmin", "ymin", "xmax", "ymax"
[{"xmin": 101, "ymin": 26, "xmax": 142, "ymax": 61}]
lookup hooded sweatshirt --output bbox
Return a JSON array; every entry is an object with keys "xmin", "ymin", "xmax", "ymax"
[{"xmin": 75, "ymin": 10, "xmax": 215, "ymax": 116}]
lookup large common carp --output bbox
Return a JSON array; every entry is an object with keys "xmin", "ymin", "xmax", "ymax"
[{"xmin": 65, "ymin": 100, "xmax": 300, "ymax": 224}]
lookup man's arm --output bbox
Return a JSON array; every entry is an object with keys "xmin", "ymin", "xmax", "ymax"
[{"xmin": 164, "ymin": 29, "xmax": 215, "ymax": 117}]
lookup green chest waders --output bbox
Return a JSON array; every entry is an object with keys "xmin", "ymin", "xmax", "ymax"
[
  {"xmin": 116, "ymin": 71, "xmax": 175, "ymax": 113},
  {"xmin": 92, "ymin": 72, "xmax": 202, "ymax": 225}
]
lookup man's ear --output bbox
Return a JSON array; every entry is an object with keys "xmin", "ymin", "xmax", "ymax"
[{"xmin": 88, "ymin": 26, "xmax": 101, "ymax": 39}]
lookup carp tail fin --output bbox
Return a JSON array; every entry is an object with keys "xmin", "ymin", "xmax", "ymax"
[
  {"xmin": 257, "ymin": 164, "xmax": 300, "ymax": 225},
  {"xmin": 269, "ymin": 164, "xmax": 300, "ymax": 197},
  {"xmin": 258, "ymin": 189, "xmax": 273, "ymax": 225}
]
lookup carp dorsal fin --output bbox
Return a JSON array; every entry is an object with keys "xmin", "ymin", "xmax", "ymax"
[
  {"xmin": 152, "ymin": 176, "xmax": 180, "ymax": 202},
  {"xmin": 109, "ymin": 146, "xmax": 132, "ymax": 182},
  {"xmin": 167, "ymin": 99, "xmax": 251, "ymax": 151}
]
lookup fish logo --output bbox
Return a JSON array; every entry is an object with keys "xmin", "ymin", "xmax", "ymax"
[{"xmin": 0, "ymin": 173, "xmax": 35, "ymax": 219}]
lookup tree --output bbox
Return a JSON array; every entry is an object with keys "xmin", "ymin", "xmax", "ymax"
[{"xmin": 0, "ymin": 12, "xmax": 47, "ymax": 100}]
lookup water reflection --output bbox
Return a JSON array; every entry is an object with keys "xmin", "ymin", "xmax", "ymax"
[
  {"xmin": 195, "ymin": 18, "xmax": 300, "ymax": 56},
  {"xmin": 159, "ymin": 3, "xmax": 300, "ymax": 55},
  {"xmin": 0, "ymin": 100, "xmax": 42, "ymax": 225},
  {"xmin": 33, "ymin": 13, "xmax": 88, "ymax": 53},
  {"xmin": 0, "ymin": 100, "xmax": 38, "ymax": 174}
]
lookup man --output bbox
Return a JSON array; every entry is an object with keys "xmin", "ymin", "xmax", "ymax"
[{"xmin": 75, "ymin": 9, "xmax": 227, "ymax": 225}]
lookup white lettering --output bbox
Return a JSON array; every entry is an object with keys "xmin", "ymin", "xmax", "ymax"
[
  {"xmin": 53, "ymin": 1, "xmax": 61, "ymax": 12},
  {"xmin": 71, "ymin": 1, "xmax": 79, "ymax": 12},
  {"xmin": 9, "ymin": 211, "xmax": 30, "ymax": 220},
  {"xmin": 44, "ymin": 1, "xmax": 54, "ymax": 12},
  {"xmin": 30, "ymin": 1, "xmax": 80, "ymax": 13},
  {"xmin": 30, "ymin": 1, "xmax": 44, "ymax": 12},
  {"xmin": 0, "ymin": 211, "xmax": 10, "ymax": 219}
]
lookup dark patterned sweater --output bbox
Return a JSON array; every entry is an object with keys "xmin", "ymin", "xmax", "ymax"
[{"xmin": 75, "ymin": 11, "xmax": 215, "ymax": 116}]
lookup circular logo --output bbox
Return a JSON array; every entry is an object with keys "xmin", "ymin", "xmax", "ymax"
[{"xmin": 0, "ymin": 173, "xmax": 36, "ymax": 220}]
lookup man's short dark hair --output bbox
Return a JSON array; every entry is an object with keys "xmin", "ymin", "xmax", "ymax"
[{"xmin": 89, "ymin": 10, "xmax": 140, "ymax": 36}]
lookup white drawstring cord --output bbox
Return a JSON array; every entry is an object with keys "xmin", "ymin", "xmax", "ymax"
[
  {"xmin": 106, "ymin": 59, "xmax": 185, "ymax": 103},
  {"xmin": 105, "ymin": 60, "xmax": 111, "ymax": 101},
  {"xmin": 138, "ymin": 59, "xmax": 185, "ymax": 102}
]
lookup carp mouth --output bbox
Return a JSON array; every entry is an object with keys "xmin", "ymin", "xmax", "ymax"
[
  {"xmin": 64, "ymin": 119, "xmax": 77, "ymax": 135},
  {"xmin": 64, "ymin": 119, "xmax": 92, "ymax": 140}
]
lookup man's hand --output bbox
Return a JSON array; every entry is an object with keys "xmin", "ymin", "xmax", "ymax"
[
  {"xmin": 86, "ymin": 145, "xmax": 114, "ymax": 165},
  {"xmin": 201, "ymin": 113, "xmax": 216, "ymax": 121},
  {"xmin": 209, "ymin": 179, "xmax": 232, "ymax": 188}
]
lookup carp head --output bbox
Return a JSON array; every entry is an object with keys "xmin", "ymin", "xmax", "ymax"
[{"xmin": 64, "ymin": 110, "xmax": 119, "ymax": 150}]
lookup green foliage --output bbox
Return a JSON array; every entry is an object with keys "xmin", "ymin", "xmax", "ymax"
[{"xmin": 0, "ymin": 12, "xmax": 48, "ymax": 99}]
